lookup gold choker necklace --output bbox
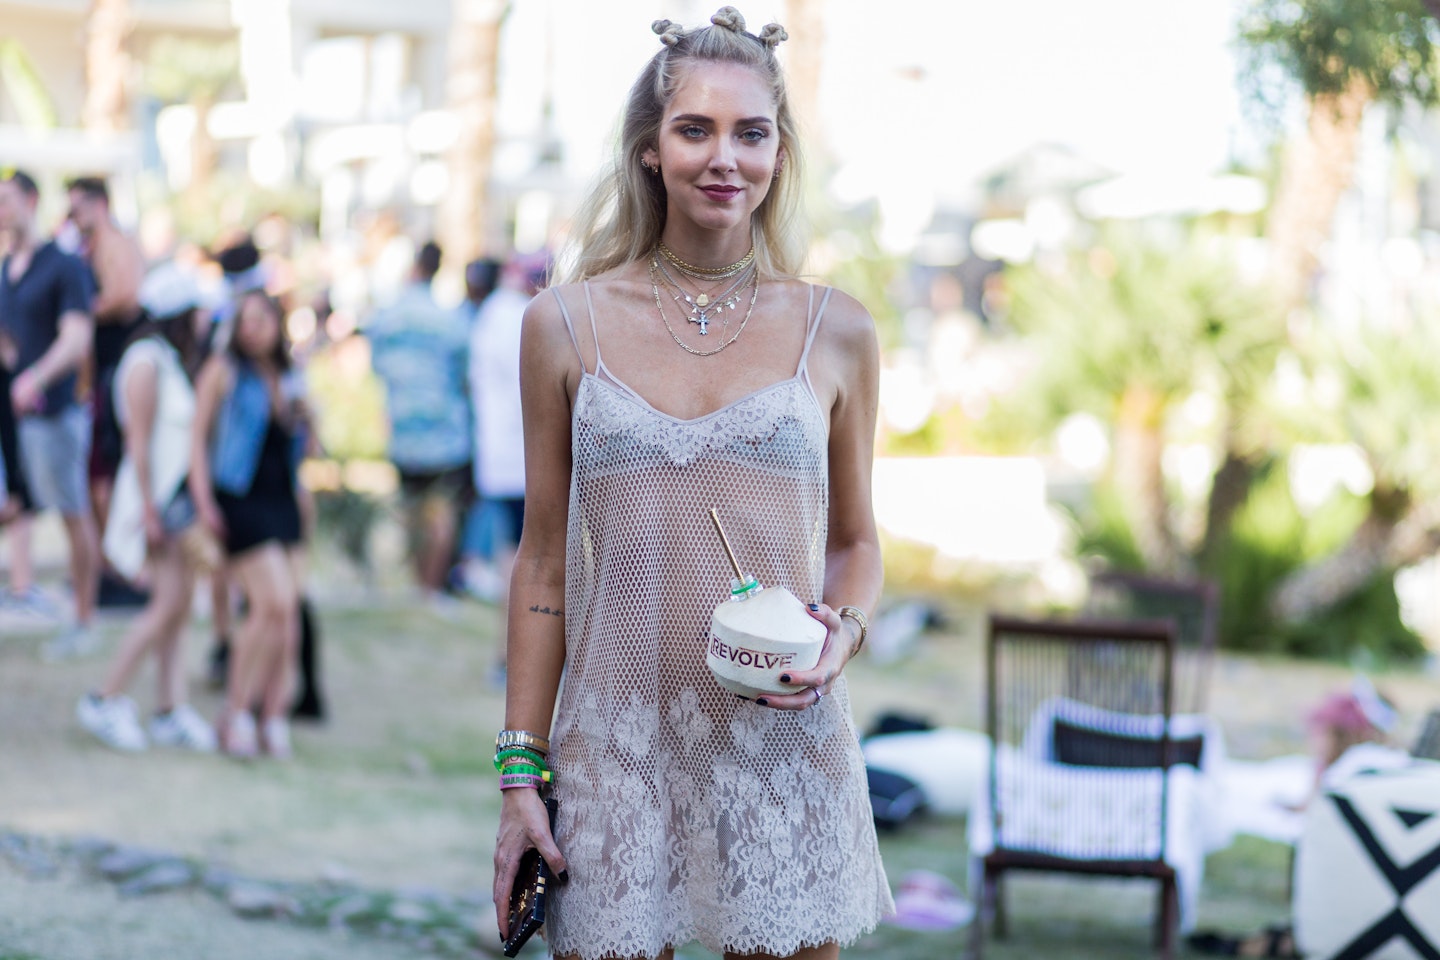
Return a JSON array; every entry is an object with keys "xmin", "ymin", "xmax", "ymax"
[{"xmin": 657, "ymin": 241, "xmax": 756, "ymax": 281}]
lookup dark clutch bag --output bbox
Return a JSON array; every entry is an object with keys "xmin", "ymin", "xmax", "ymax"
[{"xmin": 502, "ymin": 793, "xmax": 560, "ymax": 957}]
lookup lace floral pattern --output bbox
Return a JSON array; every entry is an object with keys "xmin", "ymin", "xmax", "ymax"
[{"xmin": 547, "ymin": 295, "xmax": 892, "ymax": 959}]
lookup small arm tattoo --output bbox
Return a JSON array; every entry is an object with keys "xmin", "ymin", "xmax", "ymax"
[{"xmin": 528, "ymin": 604, "xmax": 564, "ymax": 618}]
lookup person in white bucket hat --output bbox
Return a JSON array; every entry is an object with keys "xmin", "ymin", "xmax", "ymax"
[{"xmin": 77, "ymin": 262, "xmax": 217, "ymax": 753}]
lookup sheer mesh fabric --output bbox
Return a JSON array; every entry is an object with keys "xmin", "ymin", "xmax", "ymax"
[{"xmin": 546, "ymin": 284, "xmax": 892, "ymax": 959}]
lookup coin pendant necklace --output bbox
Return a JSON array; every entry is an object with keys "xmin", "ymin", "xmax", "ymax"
[
  {"xmin": 655, "ymin": 257, "xmax": 754, "ymax": 335},
  {"xmin": 650, "ymin": 255, "xmax": 759, "ymax": 357}
]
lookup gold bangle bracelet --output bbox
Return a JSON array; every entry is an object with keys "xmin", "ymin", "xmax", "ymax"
[
  {"xmin": 837, "ymin": 605, "xmax": 868, "ymax": 652},
  {"xmin": 495, "ymin": 729, "xmax": 551, "ymax": 754}
]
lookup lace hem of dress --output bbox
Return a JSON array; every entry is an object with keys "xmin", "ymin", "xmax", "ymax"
[{"xmin": 547, "ymin": 902, "xmax": 892, "ymax": 960}]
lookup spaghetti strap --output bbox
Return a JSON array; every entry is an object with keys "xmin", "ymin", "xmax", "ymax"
[
  {"xmin": 796, "ymin": 285, "xmax": 833, "ymax": 380},
  {"xmin": 582, "ymin": 282, "xmax": 606, "ymax": 374},
  {"xmin": 552, "ymin": 287, "xmax": 588, "ymax": 373}
]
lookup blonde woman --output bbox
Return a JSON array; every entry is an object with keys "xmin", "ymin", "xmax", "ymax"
[{"xmin": 492, "ymin": 9, "xmax": 891, "ymax": 959}]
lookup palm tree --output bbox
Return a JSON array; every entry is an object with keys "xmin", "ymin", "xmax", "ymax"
[
  {"xmin": 0, "ymin": 39, "xmax": 59, "ymax": 130},
  {"xmin": 440, "ymin": 0, "xmax": 509, "ymax": 271},
  {"xmin": 82, "ymin": 0, "xmax": 132, "ymax": 134},
  {"xmin": 1270, "ymin": 320, "xmax": 1440, "ymax": 620},
  {"xmin": 1001, "ymin": 234, "xmax": 1282, "ymax": 574},
  {"xmin": 1210, "ymin": 1, "xmax": 1440, "ymax": 574},
  {"xmin": 142, "ymin": 35, "xmax": 239, "ymax": 209},
  {"xmin": 1241, "ymin": 0, "xmax": 1440, "ymax": 312}
]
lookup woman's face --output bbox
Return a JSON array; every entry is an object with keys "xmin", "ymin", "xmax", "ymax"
[
  {"xmin": 234, "ymin": 295, "xmax": 281, "ymax": 361},
  {"xmin": 643, "ymin": 61, "xmax": 782, "ymax": 239}
]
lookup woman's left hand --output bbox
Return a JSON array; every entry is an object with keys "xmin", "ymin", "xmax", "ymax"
[{"xmin": 755, "ymin": 602, "xmax": 855, "ymax": 712}]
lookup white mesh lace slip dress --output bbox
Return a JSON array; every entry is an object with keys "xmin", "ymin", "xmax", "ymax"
[{"xmin": 545, "ymin": 282, "xmax": 893, "ymax": 959}]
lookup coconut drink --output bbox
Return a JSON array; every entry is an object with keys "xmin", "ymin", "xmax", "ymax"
[{"xmin": 705, "ymin": 509, "xmax": 826, "ymax": 699}]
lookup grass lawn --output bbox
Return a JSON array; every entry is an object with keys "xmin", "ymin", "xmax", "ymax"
[{"xmin": 6, "ymin": 533, "xmax": 1438, "ymax": 957}]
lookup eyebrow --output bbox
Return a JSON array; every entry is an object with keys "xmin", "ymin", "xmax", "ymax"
[{"xmin": 669, "ymin": 113, "xmax": 774, "ymax": 126}]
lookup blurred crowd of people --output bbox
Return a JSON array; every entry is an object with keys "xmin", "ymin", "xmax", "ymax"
[{"xmin": 0, "ymin": 168, "xmax": 543, "ymax": 757}]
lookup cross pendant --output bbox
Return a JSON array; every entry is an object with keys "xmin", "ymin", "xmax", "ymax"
[{"xmin": 691, "ymin": 314, "xmax": 710, "ymax": 335}]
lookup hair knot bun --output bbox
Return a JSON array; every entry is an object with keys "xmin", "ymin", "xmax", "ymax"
[
  {"xmin": 710, "ymin": 6, "xmax": 746, "ymax": 32},
  {"xmin": 757, "ymin": 22, "xmax": 788, "ymax": 47},
  {"xmin": 652, "ymin": 19, "xmax": 684, "ymax": 46}
]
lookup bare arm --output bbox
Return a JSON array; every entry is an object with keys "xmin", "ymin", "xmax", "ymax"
[
  {"xmin": 188, "ymin": 356, "xmax": 231, "ymax": 537},
  {"xmin": 119, "ymin": 356, "xmax": 163, "ymax": 542},
  {"xmin": 761, "ymin": 290, "xmax": 883, "ymax": 710},
  {"xmin": 12, "ymin": 310, "xmax": 93, "ymax": 413},
  {"xmin": 493, "ymin": 290, "xmax": 576, "ymax": 936},
  {"xmin": 91, "ymin": 234, "xmax": 144, "ymax": 324}
]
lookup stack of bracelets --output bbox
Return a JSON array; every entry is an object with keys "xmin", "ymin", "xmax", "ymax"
[{"xmin": 495, "ymin": 729, "xmax": 553, "ymax": 791}]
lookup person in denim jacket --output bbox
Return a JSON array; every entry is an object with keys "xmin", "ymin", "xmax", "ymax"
[{"xmin": 190, "ymin": 290, "xmax": 305, "ymax": 759}]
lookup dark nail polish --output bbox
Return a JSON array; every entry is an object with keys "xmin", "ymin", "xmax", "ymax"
[
  {"xmin": 736, "ymin": 694, "xmax": 752, "ymax": 701},
  {"xmin": 779, "ymin": 674, "xmax": 791, "ymax": 683},
  {"xmin": 558, "ymin": 869, "xmax": 570, "ymax": 885},
  {"xmin": 808, "ymin": 603, "xmax": 819, "ymax": 611},
  {"xmin": 499, "ymin": 931, "xmax": 506, "ymax": 941}
]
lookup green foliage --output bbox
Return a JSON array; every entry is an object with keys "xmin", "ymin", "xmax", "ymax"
[
  {"xmin": 0, "ymin": 39, "xmax": 57, "ymax": 129},
  {"xmin": 1277, "ymin": 570, "xmax": 1426, "ymax": 661},
  {"xmin": 1308, "ymin": 320, "xmax": 1440, "ymax": 502},
  {"xmin": 1208, "ymin": 460, "xmax": 1422, "ymax": 659},
  {"xmin": 1001, "ymin": 232, "xmax": 1281, "ymax": 438},
  {"xmin": 1239, "ymin": 0, "xmax": 1440, "ymax": 105},
  {"xmin": 1071, "ymin": 484, "xmax": 1147, "ymax": 573},
  {"xmin": 315, "ymin": 486, "xmax": 385, "ymax": 572},
  {"xmin": 809, "ymin": 200, "xmax": 905, "ymax": 350}
]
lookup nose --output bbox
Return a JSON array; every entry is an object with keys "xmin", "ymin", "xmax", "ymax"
[{"xmin": 709, "ymin": 136, "xmax": 737, "ymax": 173}]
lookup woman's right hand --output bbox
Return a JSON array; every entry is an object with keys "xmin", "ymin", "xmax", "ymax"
[{"xmin": 493, "ymin": 788, "xmax": 568, "ymax": 941}]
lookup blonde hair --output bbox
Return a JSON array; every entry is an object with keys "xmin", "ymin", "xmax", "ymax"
[{"xmin": 561, "ymin": 7, "xmax": 805, "ymax": 283}]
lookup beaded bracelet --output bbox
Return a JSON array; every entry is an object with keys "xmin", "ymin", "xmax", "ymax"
[{"xmin": 495, "ymin": 729, "xmax": 550, "ymax": 755}]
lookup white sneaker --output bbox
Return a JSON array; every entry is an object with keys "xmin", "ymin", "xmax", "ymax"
[
  {"xmin": 2, "ymin": 586, "xmax": 62, "ymax": 624},
  {"xmin": 261, "ymin": 717, "xmax": 292, "ymax": 760},
  {"xmin": 148, "ymin": 704, "xmax": 218, "ymax": 752},
  {"xmin": 77, "ymin": 693, "xmax": 148, "ymax": 752},
  {"xmin": 43, "ymin": 624, "xmax": 101, "ymax": 662},
  {"xmin": 220, "ymin": 710, "xmax": 259, "ymax": 759}
]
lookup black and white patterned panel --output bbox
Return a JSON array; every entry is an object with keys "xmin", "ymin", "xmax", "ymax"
[{"xmin": 1295, "ymin": 765, "xmax": 1440, "ymax": 960}]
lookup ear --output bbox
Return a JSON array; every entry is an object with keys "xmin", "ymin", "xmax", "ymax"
[
  {"xmin": 774, "ymin": 144, "xmax": 787, "ymax": 175},
  {"xmin": 641, "ymin": 145, "xmax": 660, "ymax": 170}
]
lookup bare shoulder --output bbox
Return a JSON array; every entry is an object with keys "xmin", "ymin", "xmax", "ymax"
[
  {"xmin": 813, "ymin": 285, "xmax": 879, "ymax": 365},
  {"xmin": 521, "ymin": 285, "xmax": 584, "ymax": 383}
]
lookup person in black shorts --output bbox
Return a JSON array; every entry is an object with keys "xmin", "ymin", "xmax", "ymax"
[{"xmin": 191, "ymin": 290, "xmax": 304, "ymax": 759}]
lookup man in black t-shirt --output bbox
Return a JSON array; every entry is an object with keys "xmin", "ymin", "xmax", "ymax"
[{"xmin": 0, "ymin": 170, "xmax": 100, "ymax": 659}]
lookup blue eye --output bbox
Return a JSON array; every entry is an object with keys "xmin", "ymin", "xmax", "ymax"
[
  {"xmin": 680, "ymin": 125, "xmax": 706, "ymax": 139},
  {"xmin": 741, "ymin": 128, "xmax": 768, "ymax": 143}
]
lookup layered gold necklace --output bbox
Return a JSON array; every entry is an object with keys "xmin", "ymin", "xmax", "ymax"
[
  {"xmin": 657, "ymin": 241, "xmax": 755, "ymax": 280},
  {"xmin": 654, "ymin": 242, "xmax": 758, "ymax": 336},
  {"xmin": 650, "ymin": 253, "xmax": 759, "ymax": 357}
]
